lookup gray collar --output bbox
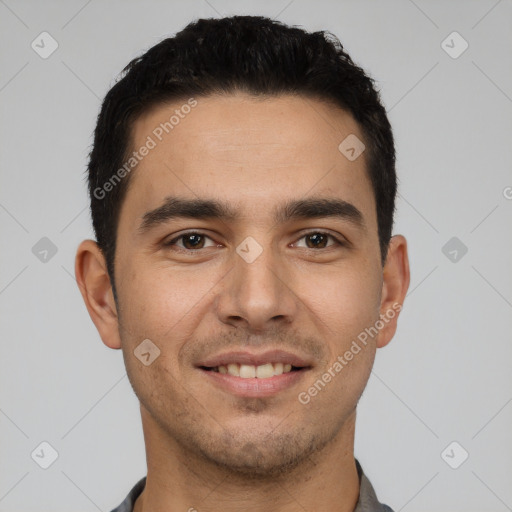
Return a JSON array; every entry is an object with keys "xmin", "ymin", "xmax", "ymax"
[{"xmin": 354, "ymin": 459, "xmax": 394, "ymax": 512}]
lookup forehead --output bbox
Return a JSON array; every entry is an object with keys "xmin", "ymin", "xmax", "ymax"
[{"xmin": 122, "ymin": 92, "xmax": 375, "ymax": 228}]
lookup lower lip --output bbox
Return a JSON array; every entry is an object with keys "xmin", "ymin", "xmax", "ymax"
[{"xmin": 199, "ymin": 368, "xmax": 309, "ymax": 397}]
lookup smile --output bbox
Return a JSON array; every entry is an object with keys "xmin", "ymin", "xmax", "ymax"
[
  {"xmin": 204, "ymin": 362, "xmax": 297, "ymax": 379},
  {"xmin": 197, "ymin": 351, "xmax": 312, "ymax": 397}
]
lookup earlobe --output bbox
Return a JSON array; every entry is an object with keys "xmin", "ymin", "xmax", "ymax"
[
  {"xmin": 376, "ymin": 235, "xmax": 410, "ymax": 349},
  {"xmin": 74, "ymin": 240, "xmax": 122, "ymax": 349}
]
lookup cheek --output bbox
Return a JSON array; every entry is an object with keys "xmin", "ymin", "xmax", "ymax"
[
  {"xmin": 116, "ymin": 258, "xmax": 222, "ymax": 349},
  {"xmin": 116, "ymin": 261, "xmax": 202, "ymax": 405},
  {"xmin": 295, "ymin": 265, "xmax": 380, "ymax": 415},
  {"xmin": 298, "ymin": 262, "xmax": 381, "ymax": 349}
]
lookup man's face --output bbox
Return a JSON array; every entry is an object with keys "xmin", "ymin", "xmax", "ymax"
[{"xmin": 112, "ymin": 93, "xmax": 385, "ymax": 475}]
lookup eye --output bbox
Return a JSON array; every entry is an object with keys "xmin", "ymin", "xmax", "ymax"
[
  {"xmin": 164, "ymin": 231, "xmax": 217, "ymax": 251},
  {"xmin": 294, "ymin": 231, "xmax": 344, "ymax": 249},
  {"xmin": 163, "ymin": 230, "xmax": 345, "ymax": 252}
]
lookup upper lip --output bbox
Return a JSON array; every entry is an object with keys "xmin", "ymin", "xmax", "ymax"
[{"xmin": 197, "ymin": 349, "xmax": 313, "ymax": 368}]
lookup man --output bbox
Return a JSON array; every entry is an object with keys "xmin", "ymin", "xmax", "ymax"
[{"xmin": 75, "ymin": 15, "xmax": 410, "ymax": 512}]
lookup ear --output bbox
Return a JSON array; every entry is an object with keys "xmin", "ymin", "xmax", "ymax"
[
  {"xmin": 75, "ymin": 239, "xmax": 121, "ymax": 349},
  {"xmin": 376, "ymin": 235, "xmax": 410, "ymax": 349}
]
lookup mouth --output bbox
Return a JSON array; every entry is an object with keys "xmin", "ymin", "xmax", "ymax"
[
  {"xmin": 200, "ymin": 362, "xmax": 303, "ymax": 378},
  {"xmin": 196, "ymin": 350, "xmax": 312, "ymax": 397}
]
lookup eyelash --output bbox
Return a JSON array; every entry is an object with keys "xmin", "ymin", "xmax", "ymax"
[{"xmin": 163, "ymin": 231, "xmax": 346, "ymax": 252}]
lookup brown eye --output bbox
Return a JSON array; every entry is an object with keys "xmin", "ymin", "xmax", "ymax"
[
  {"xmin": 164, "ymin": 232, "xmax": 215, "ymax": 250},
  {"xmin": 181, "ymin": 234, "xmax": 205, "ymax": 249},
  {"xmin": 296, "ymin": 232, "xmax": 342, "ymax": 249},
  {"xmin": 305, "ymin": 233, "xmax": 329, "ymax": 248}
]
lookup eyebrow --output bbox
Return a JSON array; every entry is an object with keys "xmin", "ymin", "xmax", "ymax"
[{"xmin": 138, "ymin": 196, "xmax": 365, "ymax": 234}]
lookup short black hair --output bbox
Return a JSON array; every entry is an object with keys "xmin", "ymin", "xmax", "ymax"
[{"xmin": 87, "ymin": 15, "xmax": 396, "ymax": 293}]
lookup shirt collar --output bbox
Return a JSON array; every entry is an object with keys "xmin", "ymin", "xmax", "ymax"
[{"xmin": 354, "ymin": 458, "xmax": 394, "ymax": 512}]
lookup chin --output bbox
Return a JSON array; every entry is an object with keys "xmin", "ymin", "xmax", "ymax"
[{"xmin": 194, "ymin": 428, "xmax": 327, "ymax": 479}]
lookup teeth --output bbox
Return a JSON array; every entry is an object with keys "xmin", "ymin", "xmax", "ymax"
[
  {"xmin": 214, "ymin": 362, "xmax": 296, "ymax": 379},
  {"xmin": 256, "ymin": 363, "xmax": 274, "ymax": 379},
  {"xmin": 227, "ymin": 363, "xmax": 240, "ymax": 377},
  {"xmin": 239, "ymin": 364, "xmax": 256, "ymax": 378}
]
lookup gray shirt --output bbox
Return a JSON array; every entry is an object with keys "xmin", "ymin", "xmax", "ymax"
[{"xmin": 110, "ymin": 459, "xmax": 393, "ymax": 512}]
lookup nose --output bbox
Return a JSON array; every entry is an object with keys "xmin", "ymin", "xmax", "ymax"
[{"xmin": 215, "ymin": 241, "xmax": 297, "ymax": 332}]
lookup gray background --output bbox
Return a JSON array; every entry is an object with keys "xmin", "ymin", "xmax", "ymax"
[{"xmin": 1, "ymin": 0, "xmax": 511, "ymax": 511}]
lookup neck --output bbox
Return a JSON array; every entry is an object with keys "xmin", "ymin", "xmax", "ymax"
[{"xmin": 134, "ymin": 408, "xmax": 360, "ymax": 512}]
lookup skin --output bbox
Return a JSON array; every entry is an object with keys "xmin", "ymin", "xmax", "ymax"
[{"xmin": 75, "ymin": 92, "xmax": 410, "ymax": 512}]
